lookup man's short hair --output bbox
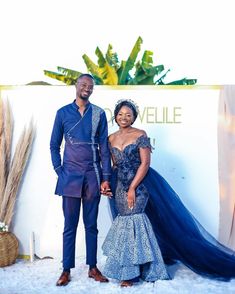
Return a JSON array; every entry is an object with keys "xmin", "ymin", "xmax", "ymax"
[{"xmin": 77, "ymin": 74, "xmax": 94, "ymax": 83}]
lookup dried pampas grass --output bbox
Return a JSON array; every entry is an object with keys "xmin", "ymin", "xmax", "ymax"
[
  {"xmin": 4, "ymin": 99, "xmax": 13, "ymax": 174},
  {"xmin": 0, "ymin": 99, "xmax": 6, "ymax": 207},
  {"xmin": 0, "ymin": 97, "xmax": 35, "ymax": 229},
  {"xmin": 0, "ymin": 98, "xmax": 13, "ymax": 209}
]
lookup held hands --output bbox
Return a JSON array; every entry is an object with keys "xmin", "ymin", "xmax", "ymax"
[
  {"xmin": 127, "ymin": 188, "xmax": 136, "ymax": 210},
  {"xmin": 100, "ymin": 181, "xmax": 112, "ymax": 198}
]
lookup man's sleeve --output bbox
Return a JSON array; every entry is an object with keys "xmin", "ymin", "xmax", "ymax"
[
  {"xmin": 98, "ymin": 111, "xmax": 111, "ymax": 182},
  {"xmin": 50, "ymin": 110, "xmax": 64, "ymax": 175}
]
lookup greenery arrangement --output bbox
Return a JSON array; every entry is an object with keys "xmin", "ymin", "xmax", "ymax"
[
  {"xmin": 0, "ymin": 98, "xmax": 35, "ymax": 229},
  {"xmin": 44, "ymin": 36, "xmax": 197, "ymax": 86}
]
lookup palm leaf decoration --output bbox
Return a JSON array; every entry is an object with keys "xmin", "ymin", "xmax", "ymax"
[
  {"xmin": 106, "ymin": 44, "xmax": 119, "ymax": 71},
  {"xmin": 82, "ymin": 54, "xmax": 104, "ymax": 85},
  {"xmin": 44, "ymin": 36, "xmax": 197, "ymax": 85},
  {"xmin": 165, "ymin": 78, "xmax": 197, "ymax": 85},
  {"xmin": 128, "ymin": 50, "xmax": 164, "ymax": 85},
  {"xmin": 44, "ymin": 67, "xmax": 82, "ymax": 85},
  {"xmin": 118, "ymin": 36, "xmax": 143, "ymax": 84},
  {"xmin": 83, "ymin": 47, "xmax": 118, "ymax": 85},
  {"xmin": 95, "ymin": 47, "xmax": 118, "ymax": 85}
]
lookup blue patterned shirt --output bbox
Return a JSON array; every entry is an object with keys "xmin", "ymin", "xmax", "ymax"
[{"xmin": 50, "ymin": 100, "xmax": 111, "ymax": 197}]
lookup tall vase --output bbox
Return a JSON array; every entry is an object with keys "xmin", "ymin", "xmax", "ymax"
[{"xmin": 0, "ymin": 231, "xmax": 19, "ymax": 267}]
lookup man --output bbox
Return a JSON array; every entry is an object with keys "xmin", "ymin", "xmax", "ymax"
[{"xmin": 50, "ymin": 74, "xmax": 111, "ymax": 286}]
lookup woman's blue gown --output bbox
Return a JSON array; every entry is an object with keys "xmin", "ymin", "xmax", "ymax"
[{"xmin": 102, "ymin": 135, "xmax": 235, "ymax": 282}]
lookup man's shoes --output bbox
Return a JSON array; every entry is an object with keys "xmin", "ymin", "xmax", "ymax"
[
  {"xmin": 120, "ymin": 280, "xmax": 133, "ymax": 287},
  {"xmin": 56, "ymin": 271, "xmax": 71, "ymax": 286},
  {"xmin": 88, "ymin": 267, "xmax": 109, "ymax": 283}
]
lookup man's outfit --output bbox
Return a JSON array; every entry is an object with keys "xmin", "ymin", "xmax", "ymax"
[{"xmin": 50, "ymin": 100, "xmax": 111, "ymax": 270}]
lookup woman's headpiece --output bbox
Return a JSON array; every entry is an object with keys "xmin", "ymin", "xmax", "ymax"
[
  {"xmin": 113, "ymin": 99, "xmax": 139, "ymax": 124},
  {"xmin": 114, "ymin": 99, "xmax": 139, "ymax": 114}
]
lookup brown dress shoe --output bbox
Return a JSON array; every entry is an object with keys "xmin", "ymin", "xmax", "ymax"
[
  {"xmin": 56, "ymin": 271, "xmax": 71, "ymax": 286},
  {"xmin": 120, "ymin": 280, "xmax": 133, "ymax": 287},
  {"xmin": 88, "ymin": 267, "xmax": 109, "ymax": 283}
]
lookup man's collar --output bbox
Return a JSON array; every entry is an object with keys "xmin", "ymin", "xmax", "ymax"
[{"xmin": 72, "ymin": 100, "xmax": 90, "ymax": 110}]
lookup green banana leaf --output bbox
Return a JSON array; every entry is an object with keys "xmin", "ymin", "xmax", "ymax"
[
  {"xmin": 95, "ymin": 47, "xmax": 118, "ymax": 85},
  {"xmin": 105, "ymin": 44, "xmax": 119, "ymax": 71},
  {"xmin": 82, "ymin": 54, "xmax": 104, "ymax": 85},
  {"xmin": 128, "ymin": 51, "xmax": 165, "ymax": 85},
  {"xmin": 57, "ymin": 67, "xmax": 82, "ymax": 80},
  {"xmin": 141, "ymin": 50, "xmax": 153, "ymax": 68},
  {"xmin": 118, "ymin": 36, "xmax": 143, "ymax": 85},
  {"xmin": 128, "ymin": 61, "xmax": 152, "ymax": 84},
  {"xmin": 57, "ymin": 67, "xmax": 107, "ymax": 84},
  {"xmin": 166, "ymin": 78, "xmax": 197, "ymax": 85},
  {"xmin": 44, "ymin": 70, "xmax": 76, "ymax": 85},
  {"xmin": 155, "ymin": 69, "xmax": 171, "ymax": 85}
]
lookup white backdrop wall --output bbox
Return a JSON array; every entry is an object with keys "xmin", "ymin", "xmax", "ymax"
[{"xmin": 0, "ymin": 85, "xmax": 220, "ymax": 260}]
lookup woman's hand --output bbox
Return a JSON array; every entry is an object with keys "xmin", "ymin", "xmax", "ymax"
[{"xmin": 127, "ymin": 187, "xmax": 136, "ymax": 210}]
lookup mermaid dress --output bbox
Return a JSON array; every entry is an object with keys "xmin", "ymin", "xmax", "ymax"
[
  {"xmin": 102, "ymin": 135, "xmax": 170, "ymax": 281},
  {"xmin": 103, "ymin": 135, "xmax": 235, "ymax": 282}
]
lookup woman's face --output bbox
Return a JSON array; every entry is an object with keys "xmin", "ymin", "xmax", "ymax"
[{"xmin": 116, "ymin": 106, "xmax": 134, "ymax": 127}]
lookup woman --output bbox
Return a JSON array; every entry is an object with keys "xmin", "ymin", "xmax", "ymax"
[
  {"xmin": 102, "ymin": 99, "xmax": 235, "ymax": 287},
  {"xmin": 102, "ymin": 99, "xmax": 170, "ymax": 287}
]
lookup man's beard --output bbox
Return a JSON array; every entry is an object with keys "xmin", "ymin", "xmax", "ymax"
[{"xmin": 80, "ymin": 95, "xmax": 89, "ymax": 100}]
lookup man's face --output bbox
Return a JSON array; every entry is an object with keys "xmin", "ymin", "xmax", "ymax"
[{"xmin": 76, "ymin": 76, "xmax": 94, "ymax": 100}]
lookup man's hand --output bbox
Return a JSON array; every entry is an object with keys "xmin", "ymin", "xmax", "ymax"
[{"xmin": 100, "ymin": 181, "xmax": 112, "ymax": 197}]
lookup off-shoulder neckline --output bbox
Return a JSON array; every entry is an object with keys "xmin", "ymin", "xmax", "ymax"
[{"xmin": 110, "ymin": 134, "xmax": 148, "ymax": 153}]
